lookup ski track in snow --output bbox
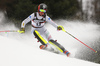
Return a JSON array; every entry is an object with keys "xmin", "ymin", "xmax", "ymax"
[{"xmin": 0, "ymin": 36, "xmax": 100, "ymax": 66}]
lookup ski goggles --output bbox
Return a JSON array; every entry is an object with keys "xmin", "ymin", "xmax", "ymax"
[{"xmin": 39, "ymin": 9, "xmax": 46, "ymax": 13}]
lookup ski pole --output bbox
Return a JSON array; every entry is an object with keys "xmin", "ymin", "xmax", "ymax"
[
  {"xmin": 61, "ymin": 26, "xmax": 97, "ymax": 53},
  {"xmin": 0, "ymin": 30, "xmax": 24, "ymax": 33},
  {"xmin": 0, "ymin": 30, "xmax": 18, "ymax": 33}
]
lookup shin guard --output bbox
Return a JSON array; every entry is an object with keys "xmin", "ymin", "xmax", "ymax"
[
  {"xmin": 34, "ymin": 30, "xmax": 48, "ymax": 45},
  {"xmin": 49, "ymin": 40, "xmax": 65, "ymax": 53}
]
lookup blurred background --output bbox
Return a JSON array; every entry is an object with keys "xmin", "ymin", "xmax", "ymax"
[{"xmin": 0, "ymin": 0, "xmax": 100, "ymax": 25}]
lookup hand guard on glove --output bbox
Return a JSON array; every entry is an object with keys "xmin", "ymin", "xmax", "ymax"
[
  {"xmin": 57, "ymin": 25, "xmax": 63, "ymax": 30},
  {"xmin": 18, "ymin": 28, "xmax": 25, "ymax": 33}
]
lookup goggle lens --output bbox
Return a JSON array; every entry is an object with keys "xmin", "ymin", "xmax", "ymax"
[{"xmin": 39, "ymin": 9, "xmax": 46, "ymax": 13}]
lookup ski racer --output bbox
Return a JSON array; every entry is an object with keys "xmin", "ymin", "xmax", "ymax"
[{"xmin": 19, "ymin": 3, "xmax": 70, "ymax": 56}]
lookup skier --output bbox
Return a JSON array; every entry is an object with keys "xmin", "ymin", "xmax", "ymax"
[{"xmin": 19, "ymin": 3, "xmax": 70, "ymax": 56}]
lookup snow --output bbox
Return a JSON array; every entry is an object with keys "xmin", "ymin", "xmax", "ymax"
[
  {"xmin": 0, "ymin": 36, "xmax": 100, "ymax": 66},
  {"xmin": 0, "ymin": 11, "xmax": 100, "ymax": 66}
]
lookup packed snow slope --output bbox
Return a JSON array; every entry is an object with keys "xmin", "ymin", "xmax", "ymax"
[
  {"xmin": 0, "ymin": 36, "xmax": 100, "ymax": 66},
  {"xmin": 0, "ymin": 11, "xmax": 100, "ymax": 65}
]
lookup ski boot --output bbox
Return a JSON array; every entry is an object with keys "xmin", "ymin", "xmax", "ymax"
[
  {"xmin": 39, "ymin": 44, "xmax": 48, "ymax": 49},
  {"xmin": 64, "ymin": 50, "xmax": 70, "ymax": 57}
]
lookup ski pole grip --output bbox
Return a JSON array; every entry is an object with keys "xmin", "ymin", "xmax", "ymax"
[{"xmin": 58, "ymin": 25, "xmax": 66, "ymax": 32}]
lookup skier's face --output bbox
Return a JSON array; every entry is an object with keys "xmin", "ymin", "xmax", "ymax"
[{"xmin": 39, "ymin": 12, "xmax": 45, "ymax": 16}]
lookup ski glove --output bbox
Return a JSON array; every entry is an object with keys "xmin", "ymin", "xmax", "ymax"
[
  {"xmin": 57, "ymin": 25, "xmax": 63, "ymax": 30},
  {"xmin": 18, "ymin": 28, "xmax": 25, "ymax": 33}
]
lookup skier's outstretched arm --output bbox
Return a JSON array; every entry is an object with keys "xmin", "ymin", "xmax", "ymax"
[
  {"xmin": 46, "ymin": 16, "xmax": 64, "ymax": 31},
  {"xmin": 19, "ymin": 13, "xmax": 34, "ymax": 33},
  {"xmin": 21, "ymin": 13, "xmax": 34, "ymax": 28},
  {"xmin": 46, "ymin": 16, "xmax": 58, "ymax": 28}
]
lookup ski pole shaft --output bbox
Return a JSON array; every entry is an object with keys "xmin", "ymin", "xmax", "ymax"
[
  {"xmin": 0, "ymin": 30, "xmax": 24, "ymax": 34},
  {"xmin": 0, "ymin": 30, "xmax": 18, "ymax": 33},
  {"xmin": 62, "ymin": 28, "xmax": 97, "ymax": 53}
]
